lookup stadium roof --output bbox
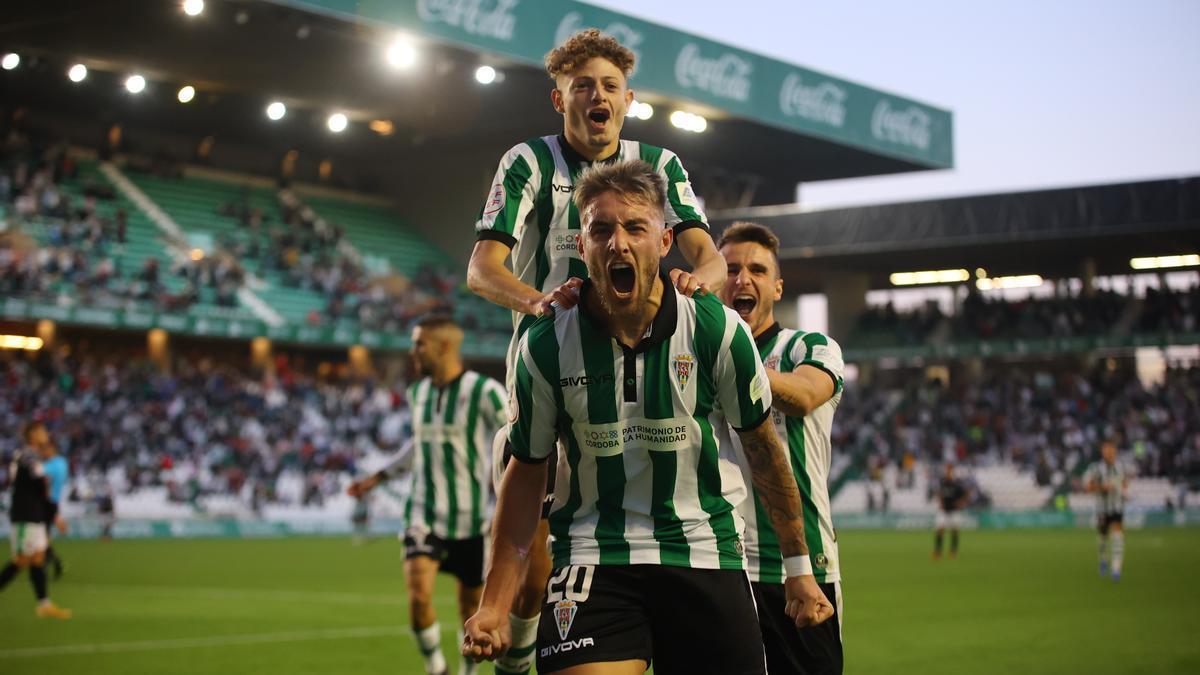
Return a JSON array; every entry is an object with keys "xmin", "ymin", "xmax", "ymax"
[
  {"xmin": 709, "ymin": 176, "xmax": 1200, "ymax": 293},
  {"xmin": 3, "ymin": 0, "xmax": 953, "ymax": 206}
]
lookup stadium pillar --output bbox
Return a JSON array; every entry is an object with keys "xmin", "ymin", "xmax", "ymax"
[
  {"xmin": 147, "ymin": 328, "xmax": 169, "ymax": 370},
  {"xmin": 348, "ymin": 344, "xmax": 372, "ymax": 377},
  {"xmin": 251, "ymin": 337, "xmax": 273, "ymax": 372},
  {"xmin": 36, "ymin": 319, "xmax": 56, "ymax": 348},
  {"xmin": 1081, "ymin": 258, "xmax": 1097, "ymax": 298},
  {"xmin": 822, "ymin": 271, "xmax": 870, "ymax": 341}
]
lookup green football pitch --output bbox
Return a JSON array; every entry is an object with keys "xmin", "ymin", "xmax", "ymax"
[{"xmin": 1, "ymin": 528, "xmax": 1198, "ymax": 674}]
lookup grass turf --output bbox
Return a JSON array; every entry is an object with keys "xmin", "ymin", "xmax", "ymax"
[{"xmin": 1, "ymin": 528, "xmax": 1198, "ymax": 674}]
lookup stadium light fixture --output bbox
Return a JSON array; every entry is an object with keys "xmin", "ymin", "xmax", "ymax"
[
  {"xmin": 125, "ymin": 74, "xmax": 147, "ymax": 94},
  {"xmin": 327, "ymin": 112, "xmax": 348, "ymax": 133},
  {"xmin": 975, "ymin": 274, "xmax": 1044, "ymax": 291},
  {"xmin": 369, "ymin": 119, "xmax": 394, "ymax": 136},
  {"xmin": 177, "ymin": 85, "xmax": 196, "ymax": 103},
  {"xmin": 889, "ymin": 269, "xmax": 970, "ymax": 286},
  {"xmin": 629, "ymin": 100, "xmax": 654, "ymax": 121},
  {"xmin": 0, "ymin": 335, "xmax": 44, "ymax": 351},
  {"xmin": 1129, "ymin": 254, "xmax": 1199, "ymax": 270},
  {"xmin": 670, "ymin": 110, "xmax": 707, "ymax": 133},
  {"xmin": 386, "ymin": 36, "xmax": 417, "ymax": 69},
  {"xmin": 68, "ymin": 64, "xmax": 88, "ymax": 83},
  {"xmin": 182, "ymin": 0, "xmax": 204, "ymax": 16},
  {"xmin": 2, "ymin": 53, "xmax": 19, "ymax": 71},
  {"xmin": 475, "ymin": 65, "xmax": 497, "ymax": 85},
  {"xmin": 266, "ymin": 101, "xmax": 287, "ymax": 121}
]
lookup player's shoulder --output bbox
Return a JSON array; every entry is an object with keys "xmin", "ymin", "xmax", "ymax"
[
  {"xmin": 498, "ymin": 136, "xmax": 556, "ymax": 166},
  {"xmin": 624, "ymin": 138, "xmax": 682, "ymax": 168}
]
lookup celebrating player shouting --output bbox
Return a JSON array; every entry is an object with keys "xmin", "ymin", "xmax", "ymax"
[
  {"xmin": 463, "ymin": 161, "xmax": 831, "ymax": 675},
  {"xmin": 718, "ymin": 222, "xmax": 846, "ymax": 675}
]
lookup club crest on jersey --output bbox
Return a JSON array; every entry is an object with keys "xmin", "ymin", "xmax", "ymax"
[
  {"xmin": 554, "ymin": 599, "xmax": 578, "ymax": 641},
  {"xmin": 764, "ymin": 355, "xmax": 781, "ymax": 371},
  {"xmin": 484, "ymin": 182, "xmax": 505, "ymax": 215},
  {"xmin": 672, "ymin": 354, "xmax": 695, "ymax": 388}
]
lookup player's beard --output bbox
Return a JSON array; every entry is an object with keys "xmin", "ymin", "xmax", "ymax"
[{"xmin": 595, "ymin": 259, "xmax": 660, "ymax": 322}]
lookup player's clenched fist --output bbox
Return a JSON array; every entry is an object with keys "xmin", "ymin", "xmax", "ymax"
[
  {"xmin": 783, "ymin": 574, "xmax": 835, "ymax": 628},
  {"xmin": 461, "ymin": 606, "xmax": 512, "ymax": 662},
  {"xmin": 669, "ymin": 268, "xmax": 707, "ymax": 297}
]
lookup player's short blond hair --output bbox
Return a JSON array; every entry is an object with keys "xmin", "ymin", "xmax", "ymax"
[
  {"xmin": 545, "ymin": 28, "xmax": 636, "ymax": 80},
  {"xmin": 716, "ymin": 221, "xmax": 781, "ymax": 275},
  {"xmin": 574, "ymin": 160, "xmax": 666, "ymax": 223}
]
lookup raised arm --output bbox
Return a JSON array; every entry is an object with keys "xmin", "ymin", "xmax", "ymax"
[
  {"xmin": 671, "ymin": 227, "xmax": 727, "ymax": 296},
  {"xmin": 767, "ymin": 366, "xmax": 836, "ymax": 417}
]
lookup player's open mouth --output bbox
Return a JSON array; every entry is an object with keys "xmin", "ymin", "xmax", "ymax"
[
  {"xmin": 609, "ymin": 262, "xmax": 635, "ymax": 295},
  {"xmin": 732, "ymin": 294, "xmax": 757, "ymax": 316},
  {"xmin": 587, "ymin": 108, "xmax": 611, "ymax": 130}
]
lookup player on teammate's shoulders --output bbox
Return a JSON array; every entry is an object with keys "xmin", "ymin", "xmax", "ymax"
[
  {"xmin": 347, "ymin": 315, "xmax": 507, "ymax": 675},
  {"xmin": 1085, "ymin": 440, "xmax": 1129, "ymax": 582},
  {"xmin": 932, "ymin": 462, "xmax": 969, "ymax": 560},
  {"xmin": 463, "ymin": 160, "xmax": 832, "ymax": 674},
  {"xmin": 466, "ymin": 27, "xmax": 726, "ymax": 675},
  {"xmin": 0, "ymin": 421, "xmax": 72, "ymax": 619},
  {"xmin": 717, "ymin": 221, "xmax": 846, "ymax": 675}
]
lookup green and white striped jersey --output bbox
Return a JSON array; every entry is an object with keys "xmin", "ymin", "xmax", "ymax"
[
  {"xmin": 404, "ymin": 370, "xmax": 508, "ymax": 540},
  {"xmin": 475, "ymin": 134, "xmax": 708, "ymax": 390},
  {"xmin": 729, "ymin": 324, "xmax": 845, "ymax": 584},
  {"xmin": 508, "ymin": 276, "xmax": 772, "ymax": 570},
  {"xmin": 1086, "ymin": 460, "xmax": 1129, "ymax": 515}
]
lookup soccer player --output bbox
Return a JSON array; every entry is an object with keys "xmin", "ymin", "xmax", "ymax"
[
  {"xmin": 0, "ymin": 421, "xmax": 72, "ymax": 618},
  {"xmin": 932, "ymin": 463, "xmax": 969, "ymax": 560},
  {"xmin": 348, "ymin": 315, "xmax": 506, "ymax": 675},
  {"xmin": 462, "ymin": 160, "xmax": 832, "ymax": 674},
  {"xmin": 467, "ymin": 28, "xmax": 726, "ymax": 675},
  {"xmin": 1085, "ymin": 440, "xmax": 1129, "ymax": 581},
  {"xmin": 717, "ymin": 221, "xmax": 846, "ymax": 675},
  {"xmin": 41, "ymin": 434, "xmax": 69, "ymax": 578}
]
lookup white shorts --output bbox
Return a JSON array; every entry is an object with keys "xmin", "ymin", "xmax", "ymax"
[
  {"xmin": 935, "ymin": 510, "xmax": 964, "ymax": 529},
  {"xmin": 9, "ymin": 522, "xmax": 49, "ymax": 557}
]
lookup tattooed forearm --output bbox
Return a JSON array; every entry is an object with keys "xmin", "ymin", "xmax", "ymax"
[{"xmin": 738, "ymin": 420, "xmax": 808, "ymax": 557}]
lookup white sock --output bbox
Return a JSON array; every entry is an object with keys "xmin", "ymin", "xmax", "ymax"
[
  {"xmin": 1111, "ymin": 532, "xmax": 1125, "ymax": 575},
  {"xmin": 495, "ymin": 613, "xmax": 539, "ymax": 674},
  {"xmin": 415, "ymin": 622, "xmax": 446, "ymax": 675},
  {"xmin": 456, "ymin": 629, "xmax": 478, "ymax": 675}
]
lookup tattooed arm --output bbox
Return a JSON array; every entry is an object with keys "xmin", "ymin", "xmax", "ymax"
[
  {"xmin": 736, "ymin": 419, "xmax": 834, "ymax": 627},
  {"xmin": 736, "ymin": 419, "xmax": 808, "ymax": 557}
]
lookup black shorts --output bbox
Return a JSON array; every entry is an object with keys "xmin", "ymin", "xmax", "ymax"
[
  {"xmin": 43, "ymin": 501, "xmax": 59, "ymax": 527},
  {"xmin": 536, "ymin": 564, "xmax": 765, "ymax": 675},
  {"xmin": 752, "ymin": 581, "xmax": 843, "ymax": 675},
  {"xmin": 1098, "ymin": 512, "xmax": 1124, "ymax": 535},
  {"xmin": 402, "ymin": 528, "xmax": 485, "ymax": 587}
]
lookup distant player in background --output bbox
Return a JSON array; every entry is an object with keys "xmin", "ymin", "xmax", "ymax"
[
  {"xmin": 348, "ymin": 315, "xmax": 507, "ymax": 675},
  {"xmin": 1086, "ymin": 440, "xmax": 1129, "ymax": 581},
  {"xmin": 718, "ymin": 221, "xmax": 847, "ymax": 675},
  {"xmin": 0, "ymin": 421, "xmax": 72, "ymax": 618},
  {"xmin": 467, "ymin": 29, "xmax": 725, "ymax": 674},
  {"xmin": 41, "ymin": 434, "xmax": 69, "ymax": 579},
  {"xmin": 96, "ymin": 482, "xmax": 116, "ymax": 541},
  {"xmin": 933, "ymin": 463, "xmax": 969, "ymax": 560}
]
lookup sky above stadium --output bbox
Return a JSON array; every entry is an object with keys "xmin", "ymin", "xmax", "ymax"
[{"xmin": 591, "ymin": 0, "xmax": 1200, "ymax": 210}]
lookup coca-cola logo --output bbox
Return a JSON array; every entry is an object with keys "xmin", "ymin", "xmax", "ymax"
[
  {"xmin": 779, "ymin": 73, "xmax": 847, "ymax": 128},
  {"xmin": 417, "ymin": 0, "xmax": 519, "ymax": 42},
  {"xmin": 674, "ymin": 43, "xmax": 753, "ymax": 102},
  {"xmin": 871, "ymin": 100, "xmax": 931, "ymax": 151},
  {"xmin": 555, "ymin": 12, "xmax": 644, "ymax": 67}
]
